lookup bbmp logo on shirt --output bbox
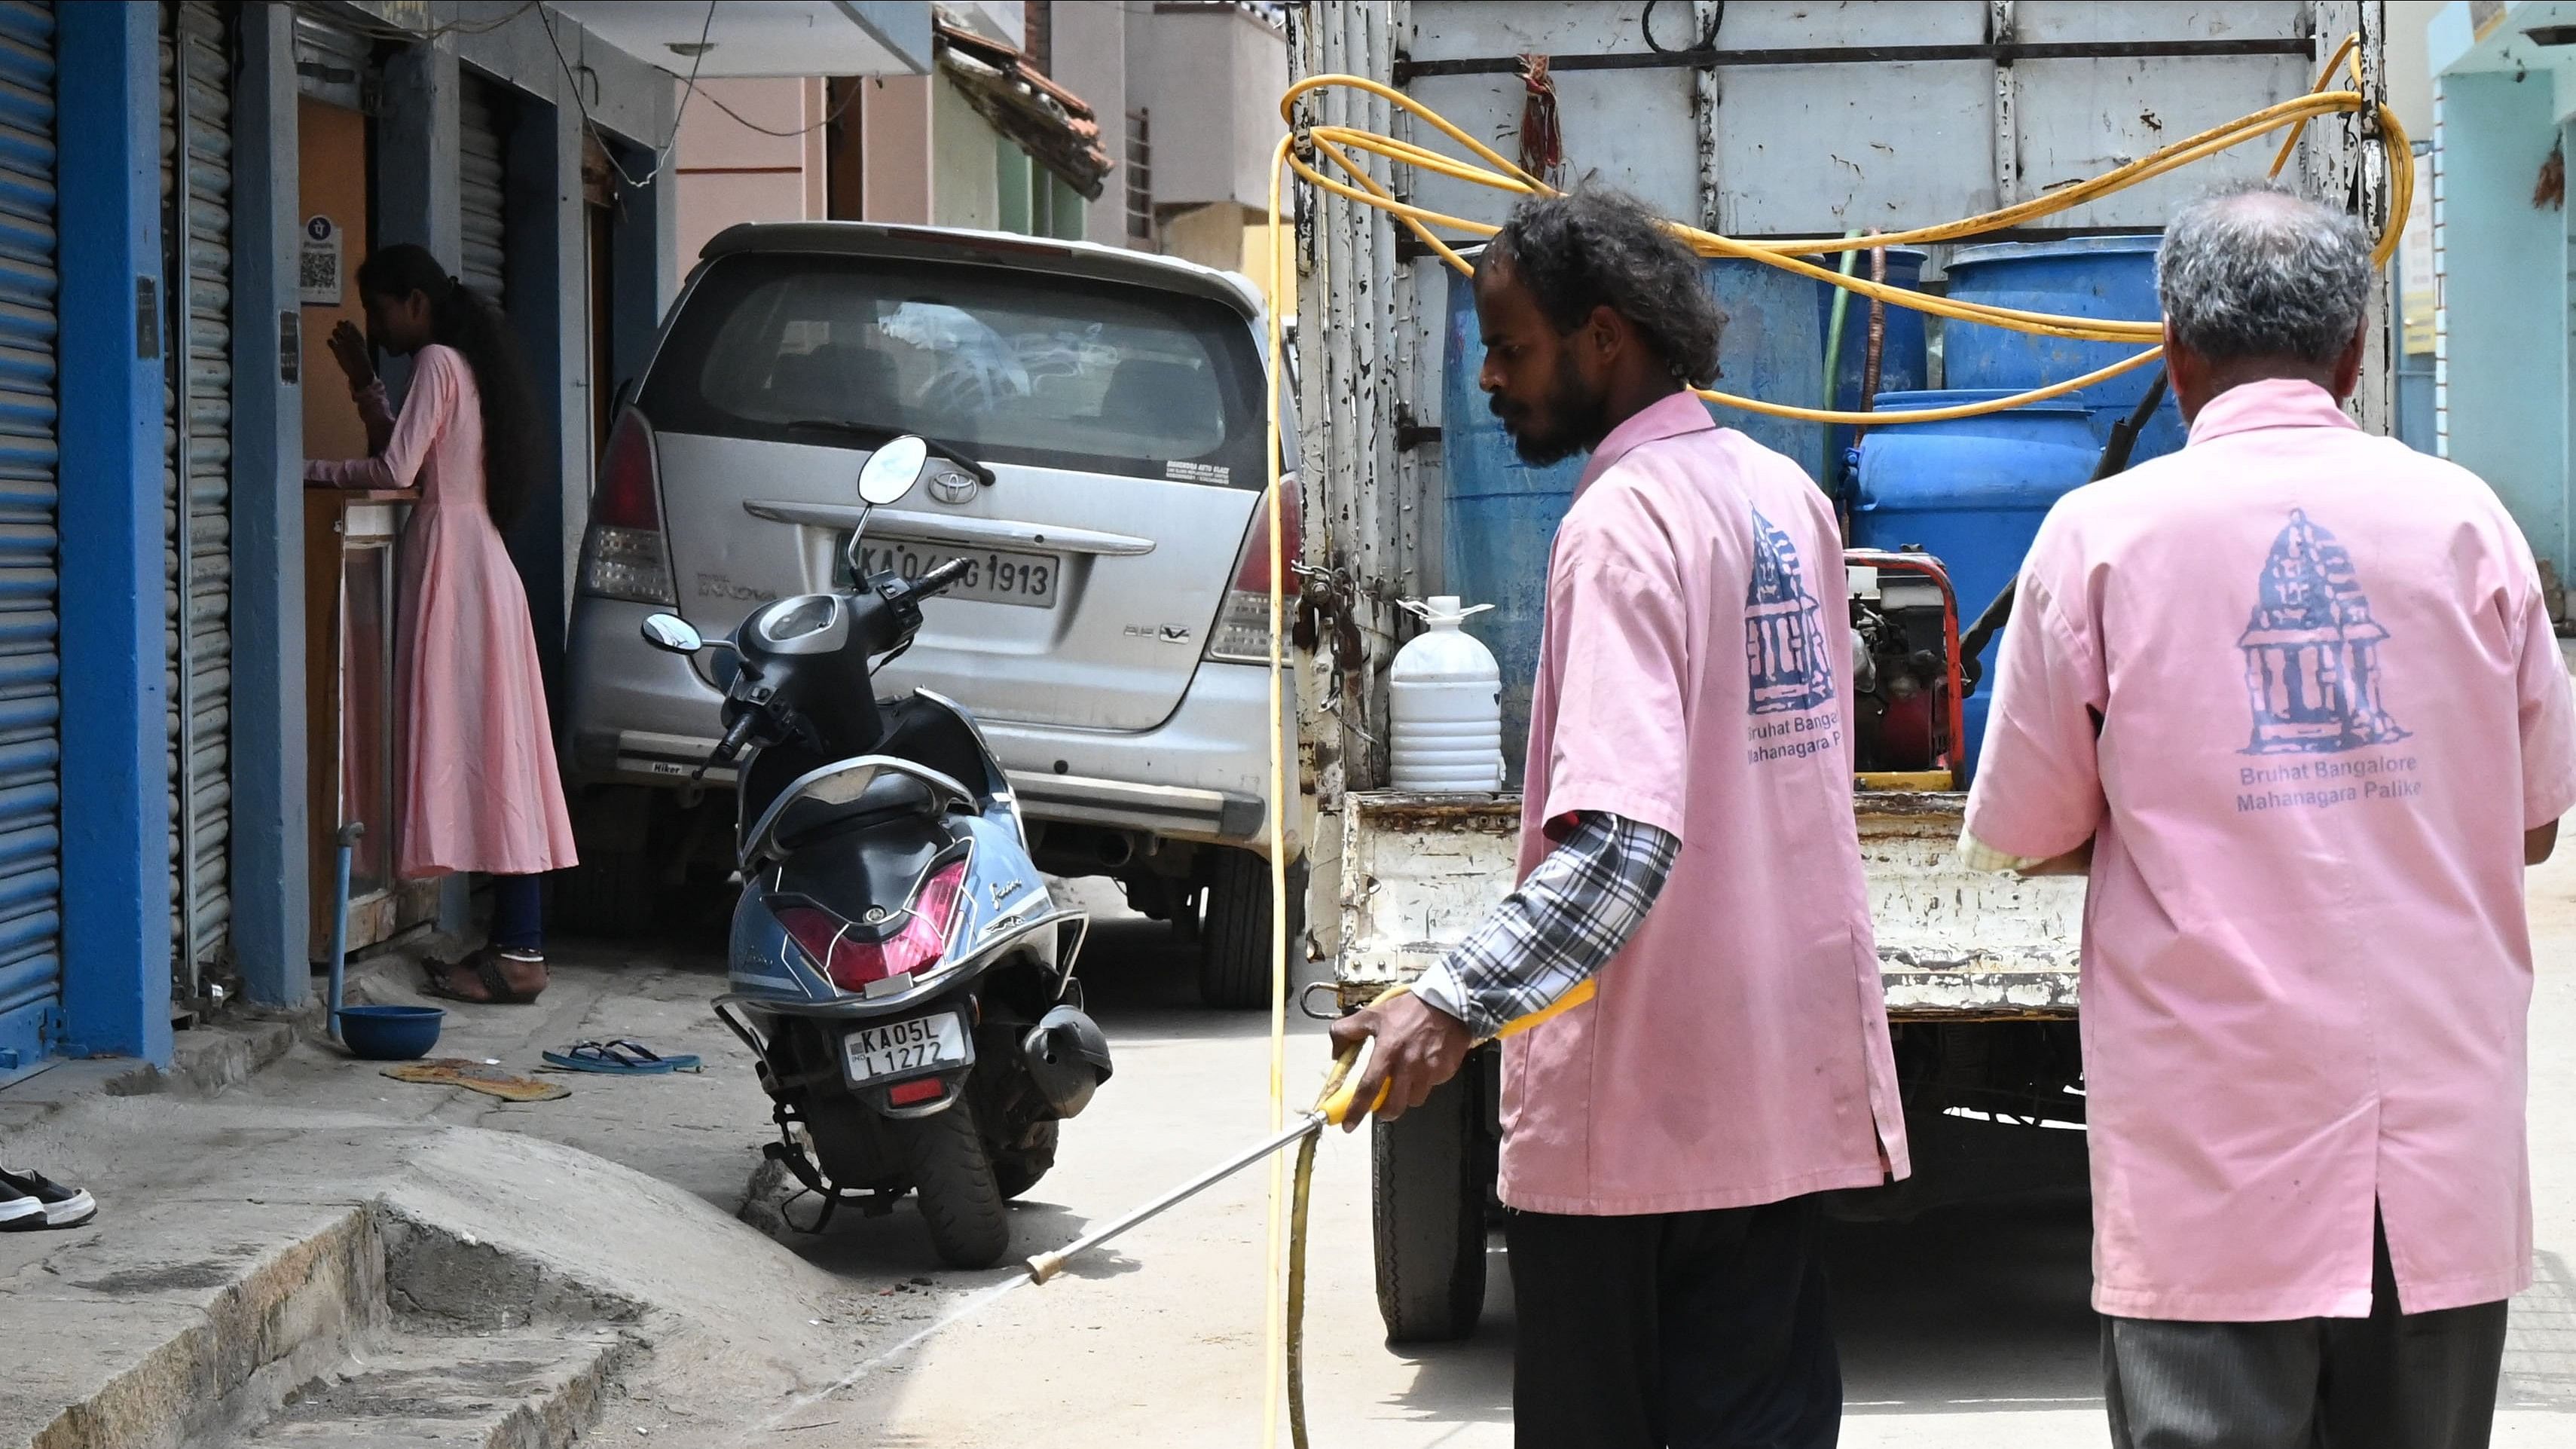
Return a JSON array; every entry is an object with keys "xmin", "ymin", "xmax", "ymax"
[
  {"xmin": 1743, "ymin": 508, "xmax": 1845, "ymax": 767},
  {"xmin": 1744, "ymin": 508, "xmax": 1836, "ymax": 716},
  {"xmin": 2234, "ymin": 509, "xmax": 2425, "ymax": 815},
  {"xmin": 2237, "ymin": 509, "xmax": 2408, "ymax": 756}
]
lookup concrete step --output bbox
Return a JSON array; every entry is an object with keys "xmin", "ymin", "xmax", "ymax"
[
  {"xmin": 197, "ymin": 1328, "xmax": 637, "ymax": 1449},
  {"xmin": 9, "ymin": 1196, "xmax": 647, "ymax": 1449}
]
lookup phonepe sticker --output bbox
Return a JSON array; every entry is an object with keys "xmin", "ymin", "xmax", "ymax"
[{"xmin": 300, "ymin": 216, "xmax": 342, "ymax": 307}]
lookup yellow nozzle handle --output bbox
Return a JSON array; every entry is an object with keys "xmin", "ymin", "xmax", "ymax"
[{"xmin": 1316, "ymin": 977, "xmax": 1599, "ymax": 1126}]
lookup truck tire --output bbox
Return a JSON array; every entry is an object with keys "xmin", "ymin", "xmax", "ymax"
[
  {"xmin": 1371, "ymin": 1068, "xmax": 1488, "ymax": 1343},
  {"xmin": 1199, "ymin": 849, "xmax": 1303, "ymax": 1010},
  {"xmin": 903, "ymin": 1099, "xmax": 1011, "ymax": 1269},
  {"xmin": 557, "ymin": 786, "xmax": 656, "ymax": 937}
]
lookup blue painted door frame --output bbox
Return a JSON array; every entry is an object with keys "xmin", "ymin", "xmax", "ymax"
[{"xmin": 56, "ymin": 2, "xmax": 170, "ymax": 1065}]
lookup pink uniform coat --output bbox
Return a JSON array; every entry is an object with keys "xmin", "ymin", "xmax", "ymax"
[
  {"xmin": 1499, "ymin": 390, "xmax": 1910, "ymax": 1215},
  {"xmin": 307, "ymin": 344, "xmax": 579, "ymax": 880},
  {"xmin": 1966, "ymin": 378, "xmax": 2576, "ymax": 1319}
]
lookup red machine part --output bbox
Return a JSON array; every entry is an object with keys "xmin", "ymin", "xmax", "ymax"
[{"xmin": 1842, "ymin": 548, "xmax": 1967, "ymax": 778}]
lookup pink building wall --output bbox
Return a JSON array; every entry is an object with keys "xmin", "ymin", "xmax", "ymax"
[{"xmin": 674, "ymin": 78, "xmax": 832, "ymax": 267}]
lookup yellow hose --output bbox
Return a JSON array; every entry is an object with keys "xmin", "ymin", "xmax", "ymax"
[
  {"xmin": 1260, "ymin": 129, "xmax": 1295, "ymax": 1449},
  {"xmin": 1258, "ymin": 41, "xmax": 2397, "ymax": 1448},
  {"xmin": 1276, "ymin": 60, "xmax": 2409, "ymax": 424}
]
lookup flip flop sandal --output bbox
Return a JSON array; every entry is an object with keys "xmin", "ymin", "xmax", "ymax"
[
  {"xmin": 420, "ymin": 949, "xmax": 540, "ymax": 1006},
  {"xmin": 382, "ymin": 1059, "xmax": 571, "ymax": 1102},
  {"xmin": 542, "ymin": 1039, "xmax": 702, "ymax": 1075}
]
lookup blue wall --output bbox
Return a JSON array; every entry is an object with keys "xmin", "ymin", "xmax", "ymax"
[
  {"xmin": 2437, "ymin": 76, "xmax": 2569, "ymax": 579},
  {"xmin": 54, "ymin": 1, "xmax": 170, "ymax": 1063}
]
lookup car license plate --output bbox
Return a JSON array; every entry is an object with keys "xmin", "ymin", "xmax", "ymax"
[
  {"xmin": 842, "ymin": 1011, "xmax": 970, "ymax": 1084},
  {"xmin": 853, "ymin": 540, "xmax": 1062, "ymax": 608}
]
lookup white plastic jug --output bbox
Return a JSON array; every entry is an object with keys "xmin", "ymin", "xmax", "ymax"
[{"xmin": 1389, "ymin": 596, "xmax": 1505, "ymax": 792}]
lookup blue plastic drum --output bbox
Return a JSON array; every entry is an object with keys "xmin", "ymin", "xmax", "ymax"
[
  {"xmin": 1442, "ymin": 255, "xmax": 1826, "ymax": 781},
  {"xmin": 1853, "ymin": 390, "xmax": 2102, "ymax": 780},
  {"xmin": 1941, "ymin": 235, "xmax": 2184, "ymax": 464}
]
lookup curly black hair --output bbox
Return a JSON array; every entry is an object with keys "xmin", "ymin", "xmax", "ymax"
[{"xmin": 1485, "ymin": 188, "xmax": 1725, "ymax": 387}]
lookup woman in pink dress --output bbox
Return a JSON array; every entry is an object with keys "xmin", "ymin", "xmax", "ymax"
[{"xmin": 307, "ymin": 244, "xmax": 579, "ymax": 1004}]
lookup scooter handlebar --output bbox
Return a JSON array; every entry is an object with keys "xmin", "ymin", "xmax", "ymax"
[
  {"xmin": 709, "ymin": 711, "xmax": 758, "ymax": 766},
  {"xmin": 909, "ymin": 555, "xmax": 975, "ymax": 600}
]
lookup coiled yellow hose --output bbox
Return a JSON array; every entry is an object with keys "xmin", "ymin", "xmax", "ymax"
[
  {"xmin": 1257, "ymin": 37, "xmax": 2400, "ymax": 1449},
  {"xmin": 1278, "ymin": 35, "xmax": 2407, "ymax": 424}
]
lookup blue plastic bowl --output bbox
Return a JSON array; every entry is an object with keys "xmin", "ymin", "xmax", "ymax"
[{"xmin": 337, "ymin": 1004, "xmax": 446, "ymax": 1061}]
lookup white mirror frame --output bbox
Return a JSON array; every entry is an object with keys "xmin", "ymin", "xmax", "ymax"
[
  {"xmin": 640, "ymin": 612, "xmax": 704, "ymax": 653},
  {"xmin": 857, "ymin": 435, "xmax": 930, "ymax": 506}
]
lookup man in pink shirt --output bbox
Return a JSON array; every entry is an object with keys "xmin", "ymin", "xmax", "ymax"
[
  {"xmin": 1332, "ymin": 190, "xmax": 1908, "ymax": 1447},
  {"xmin": 1965, "ymin": 182, "xmax": 2576, "ymax": 1449}
]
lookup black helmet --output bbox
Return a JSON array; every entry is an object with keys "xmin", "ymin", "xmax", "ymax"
[{"xmin": 1020, "ymin": 1005, "xmax": 1114, "ymax": 1119}]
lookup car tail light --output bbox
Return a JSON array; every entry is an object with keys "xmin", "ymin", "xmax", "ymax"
[
  {"xmin": 778, "ymin": 860, "xmax": 972, "ymax": 993},
  {"xmin": 580, "ymin": 409, "xmax": 674, "ymax": 604},
  {"xmin": 1205, "ymin": 475, "xmax": 1301, "ymax": 664}
]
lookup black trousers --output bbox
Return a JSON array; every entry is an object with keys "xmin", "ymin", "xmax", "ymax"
[
  {"xmin": 2103, "ymin": 1215, "xmax": 2508, "ymax": 1449},
  {"xmin": 1505, "ymin": 1194, "xmax": 1841, "ymax": 1449}
]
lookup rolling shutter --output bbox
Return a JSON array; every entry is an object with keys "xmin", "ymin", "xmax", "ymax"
[
  {"xmin": 460, "ymin": 73, "xmax": 508, "ymax": 307},
  {"xmin": 160, "ymin": 0, "xmax": 233, "ymax": 984},
  {"xmin": 0, "ymin": 0, "xmax": 58, "ymax": 1081}
]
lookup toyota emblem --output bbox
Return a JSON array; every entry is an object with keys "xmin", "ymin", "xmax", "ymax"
[{"xmin": 927, "ymin": 469, "xmax": 979, "ymax": 505}]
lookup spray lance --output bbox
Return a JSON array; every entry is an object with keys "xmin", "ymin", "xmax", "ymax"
[
  {"xmin": 1023, "ymin": 980, "xmax": 1593, "ymax": 1447},
  {"xmin": 1025, "ymin": 979, "xmax": 1589, "ymax": 1286}
]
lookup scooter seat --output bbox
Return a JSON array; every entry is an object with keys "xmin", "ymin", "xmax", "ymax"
[{"xmin": 773, "ymin": 772, "xmax": 938, "ymax": 849}]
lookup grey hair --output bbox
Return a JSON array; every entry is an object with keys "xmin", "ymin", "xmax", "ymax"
[{"xmin": 2155, "ymin": 181, "xmax": 2373, "ymax": 365}]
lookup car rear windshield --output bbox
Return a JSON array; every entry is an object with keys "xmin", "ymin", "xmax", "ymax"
[{"xmin": 640, "ymin": 251, "xmax": 1267, "ymax": 488}]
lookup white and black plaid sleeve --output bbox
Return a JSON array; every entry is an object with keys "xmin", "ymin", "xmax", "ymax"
[{"xmin": 1410, "ymin": 812, "xmax": 1680, "ymax": 1038}]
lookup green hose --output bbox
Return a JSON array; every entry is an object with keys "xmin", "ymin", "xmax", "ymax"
[
  {"xmin": 1286, "ymin": 1127, "xmax": 1321, "ymax": 1449},
  {"xmin": 1820, "ymin": 233, "xmax": 1862, "ymax": 485}
]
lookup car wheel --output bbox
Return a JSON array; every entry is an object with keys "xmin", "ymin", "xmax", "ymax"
[{"xmin": 1199, "ymin": 848, "xmax": 1303, "ymax": 1010}]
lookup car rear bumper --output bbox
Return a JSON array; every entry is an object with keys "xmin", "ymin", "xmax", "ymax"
[{"xmin": 566, "ymin": 598, "xmax": 1292, "ymax": 854}]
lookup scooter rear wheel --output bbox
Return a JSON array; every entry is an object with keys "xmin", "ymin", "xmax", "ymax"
[
  {"xmin": 903, "ymin": 1098, "xmax": 1010, "ymax": 1269},
  {"xmin": 994, "ymin": 1119, "xmax": 1058, "ymax": 1200}
]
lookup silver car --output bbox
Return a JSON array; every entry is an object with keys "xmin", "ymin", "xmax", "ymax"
[{"xmin": 563, "ymin": 222, "xmax": 1299, "ymax": 1007}]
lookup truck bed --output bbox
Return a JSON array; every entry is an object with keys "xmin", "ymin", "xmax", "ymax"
[{"xmin": 1332, "ymin": 790, "xmax": 2082, "ymax": 1019}]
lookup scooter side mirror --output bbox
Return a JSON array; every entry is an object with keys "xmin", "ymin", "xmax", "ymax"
[
  {"xmin": 857, "ymin": 435, "xmax": 930, "ymax": 507},
  {"xmin": 640, "ymin": 613, "xmax": 704, "ymax": 653}
]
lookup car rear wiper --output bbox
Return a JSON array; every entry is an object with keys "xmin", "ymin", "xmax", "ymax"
[{"xmin": 776, "ymin": 419, "xmax": 997, "ymax": 488}]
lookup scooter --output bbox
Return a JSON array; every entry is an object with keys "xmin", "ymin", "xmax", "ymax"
[{"xmin": 639, "ymin": 435, "xmax": 1112, "ymax": 1270}]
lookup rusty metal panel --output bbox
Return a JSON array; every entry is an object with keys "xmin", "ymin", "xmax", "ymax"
[
  {"xmin": 1392, "ymin": 2, "xmax": 2352, "ymax": 239},
  {"xmin": 1856, "ymin": 791, "xmax": 2084, "ymax": 1016},
  {"xmin": 1336, "ymin": 790, "xmax": 2084, "ymax": 1019},
  {"xmin": 1334, "ymin": 791, "xmax": 1521, "ymax": 992}
]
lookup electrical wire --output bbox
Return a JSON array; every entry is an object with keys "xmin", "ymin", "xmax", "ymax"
[
  {"xmin": 692, "ymin": 75, "xmax": 864, "ymax": 139},
  {"xmin": 313, "ymin": 1, "xmax": 543, "ymax": 44},
  {"xmin": 536, "ymin": 0, "xmax": 718, "ymax": 194}
]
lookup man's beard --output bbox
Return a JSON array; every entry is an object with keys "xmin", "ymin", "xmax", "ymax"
[{"xmin": 1492, "ymin": 353, "xmax": 1609, "ymax": 466}]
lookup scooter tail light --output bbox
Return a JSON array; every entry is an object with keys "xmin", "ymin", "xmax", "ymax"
[{"xmin": 779, "ymin": 860, "xmax": 973, "ymax": 993}]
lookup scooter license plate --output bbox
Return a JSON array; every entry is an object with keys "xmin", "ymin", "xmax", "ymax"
[{"xmin": 842, "ymin": 1011, "xmax": 971, "ymax": 1085}]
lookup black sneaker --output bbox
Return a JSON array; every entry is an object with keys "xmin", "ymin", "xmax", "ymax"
[
  {"xmin": 0, "ymin": 1177, "xmax": 38, "ymax": 1231},
  {"xmin": 0, "ymin": 1169, "xmax": 94, "ymax": 1229}
]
